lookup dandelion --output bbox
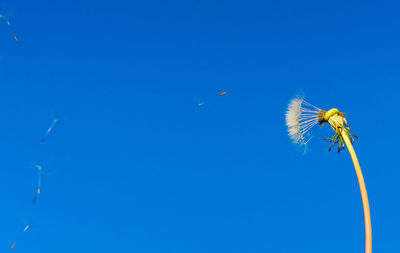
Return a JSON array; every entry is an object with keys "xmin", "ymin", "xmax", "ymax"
[{"xmin": 285, "ymin": 96, "xmax": 372, "ymax": 253}]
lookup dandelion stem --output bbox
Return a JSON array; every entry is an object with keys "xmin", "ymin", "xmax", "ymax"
[{"xmin": 341, "ymin": 130, "xmax": 372, "ymax": 253}]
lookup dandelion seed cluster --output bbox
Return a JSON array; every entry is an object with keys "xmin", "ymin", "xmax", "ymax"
[{"xmin": 285, "ymin": 97, "xmax": 322, "ymax": 146}]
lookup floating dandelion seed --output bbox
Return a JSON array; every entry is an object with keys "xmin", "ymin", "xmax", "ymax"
[
  {"xmin": 285, "ymin": 96, "xmax": 372, "ymax": 253},
  {"xmin": 193, "ymin": 96, "xmax": 206, "ymax": 108},
  {"xmin": 32, "ymin": 163, "xmax": 45, "ymax": 204},
  {"xmin": 40, "ymin": 117, "xmax": 60, "ymax": 144}
]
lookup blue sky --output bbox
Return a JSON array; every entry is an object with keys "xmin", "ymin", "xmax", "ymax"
[{"xmin": 0, "ymin": 0, "xmax": 399, "ymax": 252}]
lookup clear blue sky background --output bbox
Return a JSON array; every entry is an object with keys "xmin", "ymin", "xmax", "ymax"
[{"xmin": 0, "ymin": 0, "xmax": 399, "ymax": 252}]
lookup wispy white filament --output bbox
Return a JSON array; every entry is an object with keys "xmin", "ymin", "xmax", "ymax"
[{"xmin": 285, "ymin": 97, "xmax": 321, "ymax": 145}]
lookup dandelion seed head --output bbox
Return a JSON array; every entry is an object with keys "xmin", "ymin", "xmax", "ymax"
[
  {"xmin": 285, "ymin": 96, "xmax": 358, "ymax": 152},
  {"xmin": 285, "ymin": 96, "xmax": 322, "ymax": 146}
]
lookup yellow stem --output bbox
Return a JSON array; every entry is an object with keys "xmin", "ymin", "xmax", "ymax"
[{"xmin": 341, "ymin": 130, "xmax": 372, "ymax": 253}]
